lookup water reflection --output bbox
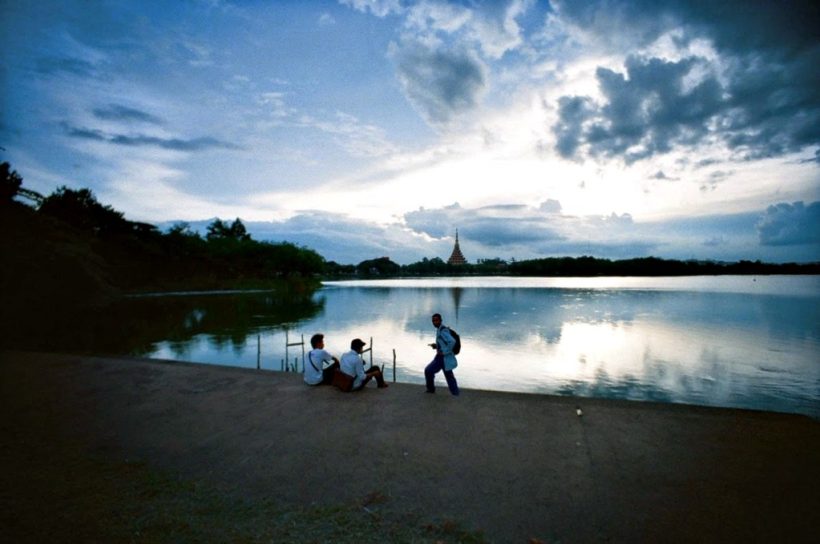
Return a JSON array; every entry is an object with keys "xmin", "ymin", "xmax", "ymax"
[
  {"xmin": 16, "ymin": 288, "xmax": 324, "ymax": 357},
  {"xmin": 313, "ymin": 278, "xmax": 819, "ymax": 417},
  {"xmin": 16, "ymin": 276, "xmax": 818, "ymax": 417}
]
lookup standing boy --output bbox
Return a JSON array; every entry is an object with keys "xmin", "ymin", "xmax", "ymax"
[{"xmin": 424, "ymin": 313, "xmax": 460, "ymax": 396}]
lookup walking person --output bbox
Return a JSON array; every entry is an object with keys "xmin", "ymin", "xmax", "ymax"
[
  {"xmin": 424, "ymin": 313, "xmax": 460, "ymax": 396},
  {"xmin": 304, "ymin": 333, "xmax": 340, "ymax": 386},
  {"xmin": 340, "ymin": 338, "xmax": 388, "ymax": 391}
]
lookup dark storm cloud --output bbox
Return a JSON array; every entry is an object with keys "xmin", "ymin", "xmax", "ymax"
[
  {"xmin": 65, "ymin": 125, "xmax": 239, "ymax": 151},
  {"xmin": 552, "ymin": 0, "xmax": 820, "ymax": 163},
  {"xmin": 92, "ymin": 104, "xmax": 164, "ymax": 125},
  {"xmin": 554, "ymin": 95, "xmax": 595, "ymax": 158},
  {"xmin": 553, "ymin": 0, "xmax": 819, "ymax": 54},
  {"xmin": 757, "ymin": 201, "xmax": 820, "ymax": 246},
  {"xmin": 391, "ymin": 42, "xmax": 487, "ymax": 126},
  {"xmin": 555, "ymin": 55, "xmax": 727, "ymax": 163}
]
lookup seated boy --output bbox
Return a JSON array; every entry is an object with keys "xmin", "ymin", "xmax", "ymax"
[
  {"xmin": 339, "ymin": 338, "xmax": 388, "ymax": 390},
  {"xmin": 304, "ymin": 333, "xmax": 340, "ymax": 386}
]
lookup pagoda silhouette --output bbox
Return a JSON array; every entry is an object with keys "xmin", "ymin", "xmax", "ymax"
[{"xmin": 447, "ymin": 230, "xmax": 467, "ymax": 265}]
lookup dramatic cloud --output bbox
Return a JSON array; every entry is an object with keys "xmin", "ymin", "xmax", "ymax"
[
  {"xmin": 385, "ymin": 1, "xmax": 535, "ymax": 127},
  {"xmin": 4, "ymin": 1, "xmax": 818, "ymax": 264},
  {"xmin": 390, "ymin": 41, "xmax": 488, "ymax": 127},
  {"xmin": 554, "ymin": 95, "xmax": 596, "ymax": 159},
  {"xmin": 466, "ymin": 0, "xmax": 532, "ymax": 59},
  {"xmin": 402, "ymin": 0, "xmax": 531, "ymax": 59},
  {"xmin": 552, "ymin": 0, "xmax": 819, "ymax": 54},
  {"xmin": 554, "ymin": 55, "xmax": 727, "ymax": 163},
  {"xmin": 551, "ymin": 0, "xmax": 820, "ymax": 163},
  {"xmin": 757, "ymin": 201, "xmax": 820, "ymax": 246}
]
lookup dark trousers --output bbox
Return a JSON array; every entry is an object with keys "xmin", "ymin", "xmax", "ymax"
[
  {"xmin": 353, "ymin": 366, "xmax": 387, "ymax": 390},
  {"xmin": 321, "ymin": 361, "xmax": 340, "ymax": 385},
  {"xmin": 425, "ymin": 353, "xmax": 459, "ymax": 395}
]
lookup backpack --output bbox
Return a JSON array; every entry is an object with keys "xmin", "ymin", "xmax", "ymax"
[{"xmin": 446, "ymin": 327, "xmax": 461, "ymax": 355}]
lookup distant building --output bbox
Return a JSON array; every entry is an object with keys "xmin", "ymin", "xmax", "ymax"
[{"xmin": 447, "ymin": 230, "xmax": 467, "ymax": 265}]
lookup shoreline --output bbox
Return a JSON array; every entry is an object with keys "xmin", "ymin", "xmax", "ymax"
[{"xmin": 3, "ymin": 350, "xmax": 819, "ymax": 542}]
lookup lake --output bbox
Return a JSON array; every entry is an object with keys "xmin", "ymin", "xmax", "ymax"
[{"xmin": 45, "ymin": 275, "xmax": 820, "ymax": 418}]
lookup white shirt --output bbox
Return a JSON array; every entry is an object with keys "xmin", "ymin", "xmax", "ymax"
[
  {"xmin": 340, "ymin": 349, "xmax": 366, "ymax": 390},
  {"xmin": 304, "ymin": 348, "xmax": 335, "ymax": 385}
]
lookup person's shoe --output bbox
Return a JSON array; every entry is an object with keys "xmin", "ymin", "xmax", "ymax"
[
  {"xmin": 425, "ymin": 389, "xmax": 435, "ymax": 394},
  {"xmin": 378, "ymin": 383, "xmax": 389, "ymax": 388}
]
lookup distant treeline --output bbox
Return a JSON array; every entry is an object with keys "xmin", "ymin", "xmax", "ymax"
[
  {"xmin": 1, "ymin": 162, "xmax": 324, "ymax": 314},
  {"xmin": 507, "ymin": 256, "xmax": 819, "ymax": 276},
  {"xmin": 324, "ymin": 255, "xmax": 818, "ymax": 278}
]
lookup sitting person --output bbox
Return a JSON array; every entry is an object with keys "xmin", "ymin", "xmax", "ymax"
[
  {"xmin": 339, "ymin": 338, "xmax": 388, "ymax": 390},
  {"xmin": 304, "ymin": 333, "xmax": 340, "ymax": 386}
]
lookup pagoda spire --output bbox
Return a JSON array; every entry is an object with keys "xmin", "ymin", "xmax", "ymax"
[{"xmin": 447, "ymin": 229, "xmax": 467, "ymax": 265}]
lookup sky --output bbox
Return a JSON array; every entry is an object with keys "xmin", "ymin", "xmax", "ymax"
[{"xmin": 2, "ymin": 0, "xmax": 819, "ymax": 265}]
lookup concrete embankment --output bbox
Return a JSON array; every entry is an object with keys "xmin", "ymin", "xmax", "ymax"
[{"xmin": 2, "ymin": 351, "xmax": 818, "ymax": 543}]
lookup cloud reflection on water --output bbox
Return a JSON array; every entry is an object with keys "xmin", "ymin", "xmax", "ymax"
[{"xmin": 144, "ymin": 276, "xmax": 818, "ymax": 417}]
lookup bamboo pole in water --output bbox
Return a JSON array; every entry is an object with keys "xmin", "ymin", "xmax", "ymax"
[
  {"xmin": 392, "ymin": 349, "xmax": 396, "ymax": 383},
  {"xmin": 285, "ymin": 330, "xmax": 305, "ymax": 373},
  {"xmin": 300, "ymin": 334, "xmax": 305, "ymax": 373}
]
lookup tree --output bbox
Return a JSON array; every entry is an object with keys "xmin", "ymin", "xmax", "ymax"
[
  {"xmin": 206, "ymin": 218, "xmax": 250, "ymax": 241},
  {"xmin": 229, "ymin": 218, "xmax": 250, "ymax": 241},
  {"xmin": 0, "ymin": 162, "xmax": 23, "ymax": 203},
  {"xmin": 206, "ymin": 218, "xmax": 229, "ymax": 240},
  {"xmin": 39, "ymin": 186, "xmax": 127, "ymax": 233},
  {"xmin": 0, "ymin": 162, "xmax": 41, "ymax": 205},
  {"xmin": 357, "ymin": 257, "xmax": 401, "ymax": 276},
  {"xmin": 167, "ymin": 222, "xmax": 198, "ymax": 238}
]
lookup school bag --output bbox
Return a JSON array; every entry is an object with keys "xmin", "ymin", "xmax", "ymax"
[{"xmin": 446, "ymin": 327, "xmax": 461, "ymax": 355}]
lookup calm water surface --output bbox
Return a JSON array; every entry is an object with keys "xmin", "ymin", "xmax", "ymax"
[{"xmin": 129, "ymin": 275, "xmax": 820, "ymax": 418}]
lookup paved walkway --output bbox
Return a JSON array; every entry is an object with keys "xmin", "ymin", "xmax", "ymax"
[{"xmin": 2, "ymin": 351, "xmax": 818, "ymax": 543}]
